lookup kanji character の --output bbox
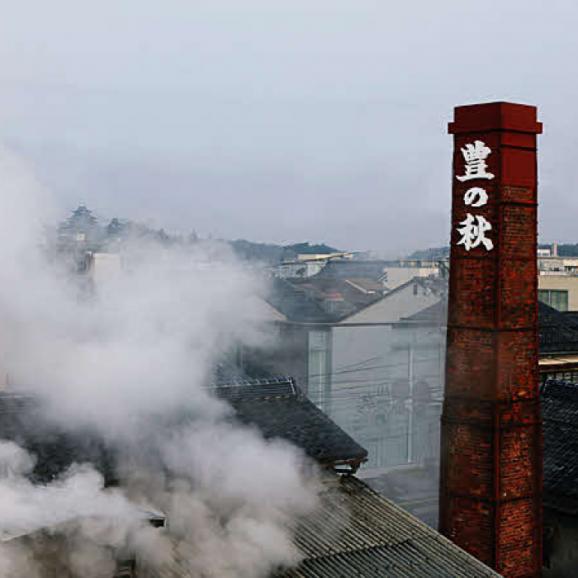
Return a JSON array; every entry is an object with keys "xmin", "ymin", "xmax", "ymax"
[{"xmin": 463, "ymin": 187, "xmax": 488, "ymax": 208}]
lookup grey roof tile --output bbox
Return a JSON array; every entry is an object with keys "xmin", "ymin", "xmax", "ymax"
[
  {"xmin": 541, "ymin": 380, "xmax": 578, "ymax": 513},
  {"xmin": 215, "ymin": 379, "xmax": 368, "ymax": 469}
]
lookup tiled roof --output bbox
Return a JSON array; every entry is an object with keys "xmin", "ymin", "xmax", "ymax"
[
  {"xmin": 541, "ymin": 380, "xmax": 578, "ymax": 514},
  {"xmin": 266, "ymin": 278, "xmax": 334, "ymax": 323},
  {"xmin": 315, "ymin": 260, "xmax": 388, "ymax": 280},
  {"xmin": 266, "ymin": 277, "xmax": 384, "ymax": 324},
  {"xmin": 539, "ymin": 302, "xmax": 578, "ymax": 354},
  {"xmin": 0, "ymin": 377, "xmax": 367, "ymax": 483},
  {"xmin": 0, "ymin": 393, "xmax": 116, "ymax": 484},
  {"xmin": 345, "ymin": 278, "xmax": 386, "ymax": 295},
  {"xmin": 149, "ymin": 475, "xmax": 497, "ymax": 577},
  {"xmin": 397, "ymin": 299, "xmax": 447, "ymax": 325},
  {"xmin": 215, "ymin": 378, "xmax": 368, "ymax": 470},
  {"xmin": 280, "ymin": 475, "xmax": 499, "ymax": 578},
  {"xmin": 396, "ymin": 298, "xmax": 578, "ymax": 356}
]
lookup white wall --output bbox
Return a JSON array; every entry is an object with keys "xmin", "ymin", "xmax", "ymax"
[
  {"xmin": 383, "ymin": 266, "xmax": 439, "ymax": 290},
  {"xmin": 324, "ymin": 322, "xmax": 445, "ymax": 473},
  {"xmin": 341, "ymin": 281, "xmax": 439, "ymax": 325}
]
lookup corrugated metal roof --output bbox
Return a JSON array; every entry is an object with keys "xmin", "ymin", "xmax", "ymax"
[
  {"xmin": 279, "ymin": 475, "xmax": 499, "ymax": 578},
  {"xmin": 142, "ymin": 475, "xmax": 498, "ymax": 578}
]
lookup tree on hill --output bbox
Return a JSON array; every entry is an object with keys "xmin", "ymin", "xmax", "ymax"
[{"xmin": 406, "ymin": 246, "xmax": 450, "ymax": 260}]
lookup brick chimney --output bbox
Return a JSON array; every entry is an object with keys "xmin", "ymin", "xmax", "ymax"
[{"xmin": 439, "ymin": 102, "xmax": 543, "ymax": 577}]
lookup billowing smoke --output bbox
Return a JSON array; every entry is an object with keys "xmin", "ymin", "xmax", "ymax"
[{"xmin": 0, "ymin": 147, "xmax": 319, "ymax": 577}]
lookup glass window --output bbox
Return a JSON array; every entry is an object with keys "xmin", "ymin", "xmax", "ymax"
[{"xmin": 538, "ymin": 289, "xmax": 569, "ymax": 312}]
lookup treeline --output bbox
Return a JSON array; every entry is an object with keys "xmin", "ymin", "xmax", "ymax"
[
  {"xmin": 408, "ymin": 244, "xmax": 578, "ymax": 259},
  {"xmin": 57, "ymin": 206, "xmax": 339, "ymax": 264},
  {"xmin": 406, "ymin": 246, "xmax": 450, "ymax": 260},
  {"xmin": 540, "ymin": 244, "xmax": 578, "ymax": 257},
  {"xmin": 229, "ymin": 240, "xmax": 339, "ymax": 263}
]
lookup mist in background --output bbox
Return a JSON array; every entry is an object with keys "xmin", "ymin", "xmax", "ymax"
[{"xmin": 0, "ymin": 0, "xmax": 573, "ymax": 255}]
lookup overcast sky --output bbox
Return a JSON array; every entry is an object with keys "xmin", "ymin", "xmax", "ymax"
[{"xmin": 0, "ymin": 0, "xmax": 576, "ymax": 255}]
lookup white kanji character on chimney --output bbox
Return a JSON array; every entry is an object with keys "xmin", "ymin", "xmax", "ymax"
[
  {"xmin": 463, "ymin": 186, "xmax": 488, "ymax": 208},
  {"xmin": 457, "ymin": 213, "xmax": 494, "ymax": 251},
  {"xmin": 456, "ymin": 140, "xmax": 495, "ymax": 182}
]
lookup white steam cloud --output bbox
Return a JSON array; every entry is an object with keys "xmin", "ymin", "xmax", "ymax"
[{"xmin": 0, "ymin": 147, "xmax": 319, "ymax": 577}]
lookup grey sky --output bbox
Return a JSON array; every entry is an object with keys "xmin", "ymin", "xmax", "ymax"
[{"xmin": 0, "ymin": 0, "xmax": 575, "ymax": 255}]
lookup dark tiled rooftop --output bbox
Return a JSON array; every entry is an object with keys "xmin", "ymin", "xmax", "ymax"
[
  {"xmin": 542, "ymin": 380, "xmax": 578, "ymax": 514},
  {"xmin": 398, "ymin": 299, "xmax": 447, "ymax": 325},
  {"xmin": 266, "ymin": 278, "xmax": 334, "ymax": 323},
  {"xmin": 0, "ymin": 393, "xmax": 115, "ymax": 484},
  {"xmin": 397, "ymin": 298, "xmax": 578, "ymax": 357},
  {"xmin": 215, "ymin": 378, "xmax": 367, "ymax": 469},
  {"xmin": 0, "ymin": 378, "xmax": 367, "ymax": 482},
  {"xmin": 314, "ymin": 260, "xmax": 388, "ymax": 280},
  {"xmin": 539, "ymin": 302, "xmax": 578, "ymax": 354},
  {"xmin": 561, "ymin": 311, "xmax": 578, "ymax": 327}
]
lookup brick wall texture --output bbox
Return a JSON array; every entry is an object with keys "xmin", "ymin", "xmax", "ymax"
[{"xmin": 439, "ymin": 102, "xmax": 543, "ymax": 577}]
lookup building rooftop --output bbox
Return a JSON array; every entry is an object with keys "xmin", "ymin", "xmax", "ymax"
[
  {"xmin": 396, "ymin": 298, "xmax": 578, "ymax": 357},
  {"xmin": 280, "ymin": 475, "xmax": 499, "ymax": 578},
  {"xmin": 267, "ymin": 272, "xmax": 446, "ymax": 326},
  {"xmin": 266, "ymin": 276, "xmax": 384, "ymax": 324},
  {"xmin": 541, "ymin": 380, "xmax": 578, "ymax": 514},
  {"xmin": 314, "ymin": 260, "xmax": 389, "ymax": 280},
  {"xmin": 214, "ymin": 378, "xmax": 367, "ymax": 471},
  {"xmin": 267, "ymin": 278, "xmax": 333, "ymax": 323},
  {"xmin": 0, "ymin": 380, "xmax": 501, "ymax": 577},
  {"xmin": 0, "ymin": 393, "xmax": 115, "ymax": 484},
  {"xmin": 0, "ymin": 378, "xmax": 368, "ymax": 482},
  {"xmin": 539, "ymin": 302, "xmax": 578, "ymax": 355},
  {"xmin": 397, "ymin": 299, "xmax": 448, "ymax": 326}
]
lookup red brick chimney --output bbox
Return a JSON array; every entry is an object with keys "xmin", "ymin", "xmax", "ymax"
[{"xmin": 439, "ymin": 102, "xmax": 543, "ymax": 577}]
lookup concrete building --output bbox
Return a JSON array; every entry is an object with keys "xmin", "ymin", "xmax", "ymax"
[
  {"xmin": 539, "ymin": 275, "xmax": 578, "ymax": 311},
  {"xmin": 538, "ymin": 243, "xmax": 578, "ymax": 274},
  {"xmin": 537, "ymin": 242, "xmax": 578, "ymax": 311},
  {"xmin": 381, "ymin": 260, "xmax": 441, "ymax": 290},
  {"xmin": 272, "ymin": 252, "xmax": 355, "ymax": 279},
  {"xmin": 256, "ymin": 276, "xmax": 445, "ymax": 479}
]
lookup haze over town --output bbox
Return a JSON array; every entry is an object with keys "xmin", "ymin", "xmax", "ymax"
[
  {"xmin": 3, "ymin": 2, "xmax": 578, "ymax": 578},
  {"xmin": 1, "ymin": 1, "xmax": 578, "ymax": 254}
]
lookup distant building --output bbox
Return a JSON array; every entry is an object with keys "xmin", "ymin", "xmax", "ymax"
[
  {"xmin": 252, "ymin": 276, "xmax": 445, "ymax": 480},
  {"xmin": 57, "ymin": 205, "xmax": 104, "ymax": 252},
  {"xmin": 538, "ymin": 275, "xmax": 578, "ymax": 311},
  {"xmin": 314, "ymin": 258, "xmax": 442, "ymax": 291},
  {"xmin": 538, "ymin": 243, "xmax": 578, "ymax": 311},
  {"xmin": 381, "ymin": 260, "xmax": 441, "ymax": 291},
  {"xmin": 274, "ymin": 259, "xmax": 327, "ymax": 279},
  {"xmin": 537, "ymin": 242, "xmax": 578, "ymax": 273},
  {"xmin": 273, "ymin": 256, "xmax": 442, "ymax": 289},
  {"xmin": 249, "ymin": 278, "xmax": 578, "ymax": 531},
  {"xmin": 85, "ymin": 252, "xmax": 123, "ymax": 286},
  {"xmin": 273, "ymin": 252, "xmax": 355, "ymax": 279}
]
